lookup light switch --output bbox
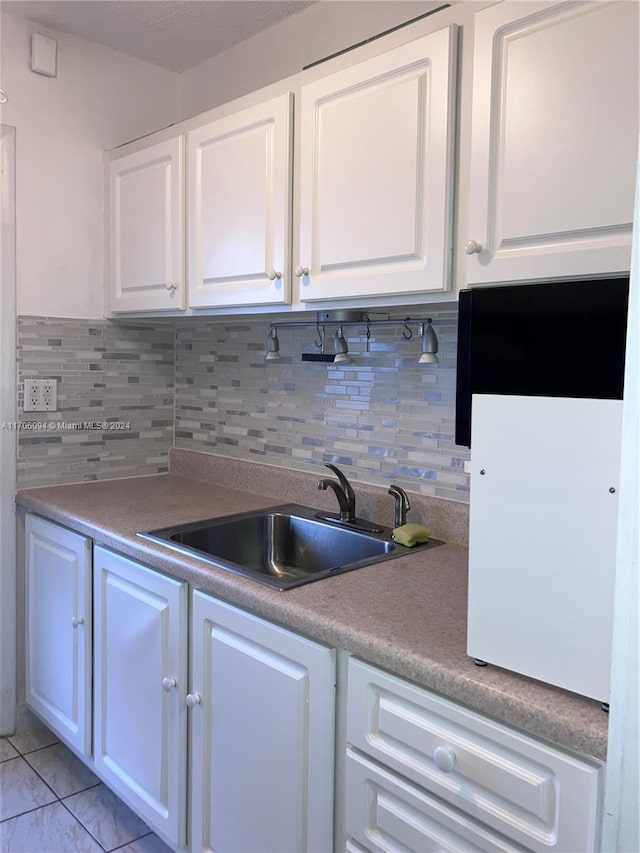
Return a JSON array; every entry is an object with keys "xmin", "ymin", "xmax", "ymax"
[{"xmin": 31, "ymin": 34, "xmax": 57, "ymax": 77}]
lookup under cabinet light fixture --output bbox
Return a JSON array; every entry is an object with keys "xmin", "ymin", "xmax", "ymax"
[
  {"xmin": 264, "ymin": 327, "xmax": 282, "ymax": 361},
  {"xmin": 263, "ymin": 313, "xmax": 438, "ymax": 365},
  {"xmin": 419, "ymin": 320, "xmax": 439, "ymax": 364},
  {"xmin": 333, "ymin": 326, "xmax": 351, "ymax": 364}
]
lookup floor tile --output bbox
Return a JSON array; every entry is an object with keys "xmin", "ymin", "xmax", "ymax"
[
  {"xmin": 0, "ymin": 738, "xmax": 19, "ymax": 762},
  {"xmin": 0, "ymin": 801, "xmax": 103, "ymax": 852},
  {"xmin": 7, "ymin": 726, "xmax": 59, "ymax": 755},
  {"xmin": 64, "ymin": 784, "xmax": 150, "ymax": 852},
  {"xmin": 0, "ymin": 756, "xmax": 57, "ymax": 821},
  {"xmin": 116, "ymin": 832, "xmax": 174, "ymax": 852},
  {"xmin": 25, "ymin": 742, "xmax": 100, "ymax": 798}
]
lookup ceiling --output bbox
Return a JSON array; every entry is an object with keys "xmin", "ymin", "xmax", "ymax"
[{"xmin": 1, "ymin": 0, "xmax": 318, "ymax": 72}]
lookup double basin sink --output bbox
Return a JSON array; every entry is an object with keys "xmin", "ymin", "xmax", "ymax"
[{"xmin": 140, "ymin": 503, "xmax": 440, "ymax": 590}]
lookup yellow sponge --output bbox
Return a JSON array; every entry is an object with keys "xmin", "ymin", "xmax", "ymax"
[{"xmin": 392, "ymin": 522, "xmax": 431, "ymax": 547}]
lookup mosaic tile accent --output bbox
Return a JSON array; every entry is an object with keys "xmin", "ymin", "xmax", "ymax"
[
  {"xmin": 16, "ymin": 317, "xmax": 174, "ymax": 488},
  {"xmin": 175, "ymin": 310, "xmax": 470, "ymax": 501}
]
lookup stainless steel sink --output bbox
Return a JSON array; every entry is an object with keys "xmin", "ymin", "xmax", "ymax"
[{"xmin": 139, "ymin": 504, "xmax": 440, "ymax": 590}]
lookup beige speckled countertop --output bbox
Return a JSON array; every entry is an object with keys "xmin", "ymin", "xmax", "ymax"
[{"xmin": 16, "ymin": 472, "xmax": 608, "ymax": 762}]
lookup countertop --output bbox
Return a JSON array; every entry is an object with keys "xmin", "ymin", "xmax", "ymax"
[{"xmin": 16, "ymin": 473, "xmax": 608, "ymax": 762}]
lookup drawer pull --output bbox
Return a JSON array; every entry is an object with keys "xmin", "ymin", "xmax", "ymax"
[
  {"xmin": 433, "ymin": 746, "xmax": 456, "ymax": 773},
  {"xmin": 186, "ymin": 692, "xmax": 202, "ymax": 708},
  {"xmin": 162, "ymin": 677, "xmax": 177, "ymax": 692}
]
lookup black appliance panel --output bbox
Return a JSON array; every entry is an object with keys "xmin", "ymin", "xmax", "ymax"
[{"xmin": 455, "ymin": 278, "xmax": 629, "ymax": 447}]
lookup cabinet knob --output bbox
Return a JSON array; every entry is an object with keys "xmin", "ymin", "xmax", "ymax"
[
  {"xmin": 162, "ymin": 677, "xmax": 177, "ymax": 692},
  {"xmin": 186, "ymin": 692, "xmax": 202, "ymax": 708},
  {"xmin": 71, "ymin": 616, "xmax": 84, "ymax": 628},
  {"xmin": 165, "ymin": 281, "xmax": 178, "ymax": 292},
  {"xmin": 267, "ymin": 270, "xmax": 282, "ymax": 281},
  {"xmin": 465, "ymin": 240, "xmax": 483, "ymax": 255},
  {"xmin": 294, "ymin": 265, "xmax": 309, "ymax": 278},
  {"xmin": 432, "ymin": 746, "xmax": 456, "ymax": 773}
]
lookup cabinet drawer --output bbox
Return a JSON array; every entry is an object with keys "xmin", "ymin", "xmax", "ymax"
[
  {"xmin": 347, "ymin": 659, "xmax": 601, "ymax": 852},
  {"xmin": 346, "ymin": 749, "xmax": 522, "ymax": 852}
]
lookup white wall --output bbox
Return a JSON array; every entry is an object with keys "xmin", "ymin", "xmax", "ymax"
[
  {"xmin": 0, "ymin": 126, "xmax": 17, "ymax": 734},
  {"xmin": 0, "ymin": 12, "xmax": 180, "ymax": 319},
  {"xmin": 179, "ymin": 0, "xmax": 443, "ymax": 118}
]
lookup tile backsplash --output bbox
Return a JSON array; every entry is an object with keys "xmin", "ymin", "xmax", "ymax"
[
  {"xmin": 174, "ymin": 310, "xmax": 469, "ymax": 501},
  {"xmin": 16, "ymin": 318, "xmax": 174, "ymax": 487},
  {"xmin": 16, "ymin": 310, "xmax": 470, "ymax": 501}
]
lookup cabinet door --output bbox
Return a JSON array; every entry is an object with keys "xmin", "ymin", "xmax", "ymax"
[
  {"xmin": 109, "ymin": 137, "xmax": 185, "ymax": 312},
  {"xmin": 93, "ymin": 547, "xmax": 188, "ymax": 849},
  {"xmin": 466, "ymin": 0, "xmax": 638, "ymax": 284},
  {"xmin": 188, "ymin": 93, "xmax": 293, "ymax": 308},
  {"xmin": 297, "ymin": 27, "xmax": 457, "ymax": 302},
  {"xmin": 190, "ymin": 591, "xmax": 335, "ymax": 853},
  {"xmin": 25, "ymin": 514, "xmax": 92, "ymax": 756}
]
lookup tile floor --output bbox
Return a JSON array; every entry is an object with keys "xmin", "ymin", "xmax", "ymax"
[{"xmin": 0, "ymin": 726, "xmax": 172, "ymax": 852}]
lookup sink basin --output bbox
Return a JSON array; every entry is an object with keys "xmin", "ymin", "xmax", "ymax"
[{"xmin": 139, "ymin": 504, "xmax": 439, "ymax": 590}]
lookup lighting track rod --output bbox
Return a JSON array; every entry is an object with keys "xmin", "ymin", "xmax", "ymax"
[
  {"xmin": 264, "ymin": 315, "xmax": 439, "ymax": 365},
  {"xmin": 267, "ymin": 317, "xmax": 433, "ymax": 334}
]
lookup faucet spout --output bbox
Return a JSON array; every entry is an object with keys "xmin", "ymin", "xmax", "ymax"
[
  {"xmin": 317, "ymin": 463, "xmax": 356, "ymax": 522},
  {"xmin": 388, "ymin": 485, "xmax": 411, "ymax": 528},
  {"xmin": 317, "ymin": 479, "xmax": 353, "ymax": 521}
]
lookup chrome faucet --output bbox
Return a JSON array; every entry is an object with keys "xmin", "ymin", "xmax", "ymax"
[
  {"xmin": 317, "ymin": 463, "xmax": 356, "ymax": 523},
  {"xmin": 388, "ymin": 485, "xmax": 410, "ymax": 527}
]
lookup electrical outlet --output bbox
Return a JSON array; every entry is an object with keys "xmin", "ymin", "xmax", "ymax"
[
  {"xmin": 24, "ymin": 379, "xmax": 40, "ymax": 412},
  {"xmin": 41, "ymin": 379, "xmax": 57, "ymax": 411},
  {"xmin": 23, "ymin": 378, "xmax": 57, "ymax": 412}
]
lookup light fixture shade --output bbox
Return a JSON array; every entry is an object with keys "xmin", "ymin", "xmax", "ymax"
[
  {"xmin": 419, "ymin": 321, "xmax": 439, "ymax": 364},
  {"xmin": 265, "ymin": 328, "xmax": 282, "ymax": 361},
  {"xmin": 333, "ymin": 328, "xmax": 351, "ymax": 364}
]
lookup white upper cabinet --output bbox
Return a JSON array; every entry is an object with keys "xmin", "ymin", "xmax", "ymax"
[
  {"xmin": 297, "ymin": 27, "xmax": 457, "ymax": 303},
  {"xmin": 188, "ymin": 93, "xmax": 293, "ymax": 308},
  {"xmin": 109, "ymin": 137, "xmax": 185, "ymax": 312},
  {"xmin": 466, "ymin": 0, "xmax": 639, "ymax": 285}
]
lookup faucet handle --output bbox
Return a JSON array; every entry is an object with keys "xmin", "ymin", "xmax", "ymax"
[
  {"xmin": 323, "ymin": 463, "xmax": 355, "ymax": 505},
  {"xmin": 389, "ymin": 485, "xmax": 411, "ymax": 528}
]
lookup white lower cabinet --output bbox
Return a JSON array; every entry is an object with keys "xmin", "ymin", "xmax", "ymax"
[
  {"xmin": 93, "ymin": 553, "xmax": 336, "ymax": 852},
  {"xmin": 93, "ymin": 546, "xmax": 189, "ymax": 849},
  {"xmin": 24, "ymin": 514, "xmax": 92, "ymax": 757},
  {"xmin": 26, "ymin": 525, "xmax": 335, "ymax": 852},
  {"xmin": 189, "ymin": 590, "xmax": 336, "ymax": 853},
  {"xmin": 345, "ymin": 659, "xmax": 602, "ymax": 853}
]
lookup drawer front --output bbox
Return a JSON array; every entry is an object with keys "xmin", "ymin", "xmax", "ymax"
[
  {"xmin": 347, "ymin": 659, "xmax": 601, "ymax": 852},
  {"xmin": 346, "ymin": 749, "xmax": 523, "ymax": 853}
]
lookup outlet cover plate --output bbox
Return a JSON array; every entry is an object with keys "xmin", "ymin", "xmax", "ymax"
[{"xmin": 24, "ymin": 379, "xmax": 57, "ymax": 412}]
